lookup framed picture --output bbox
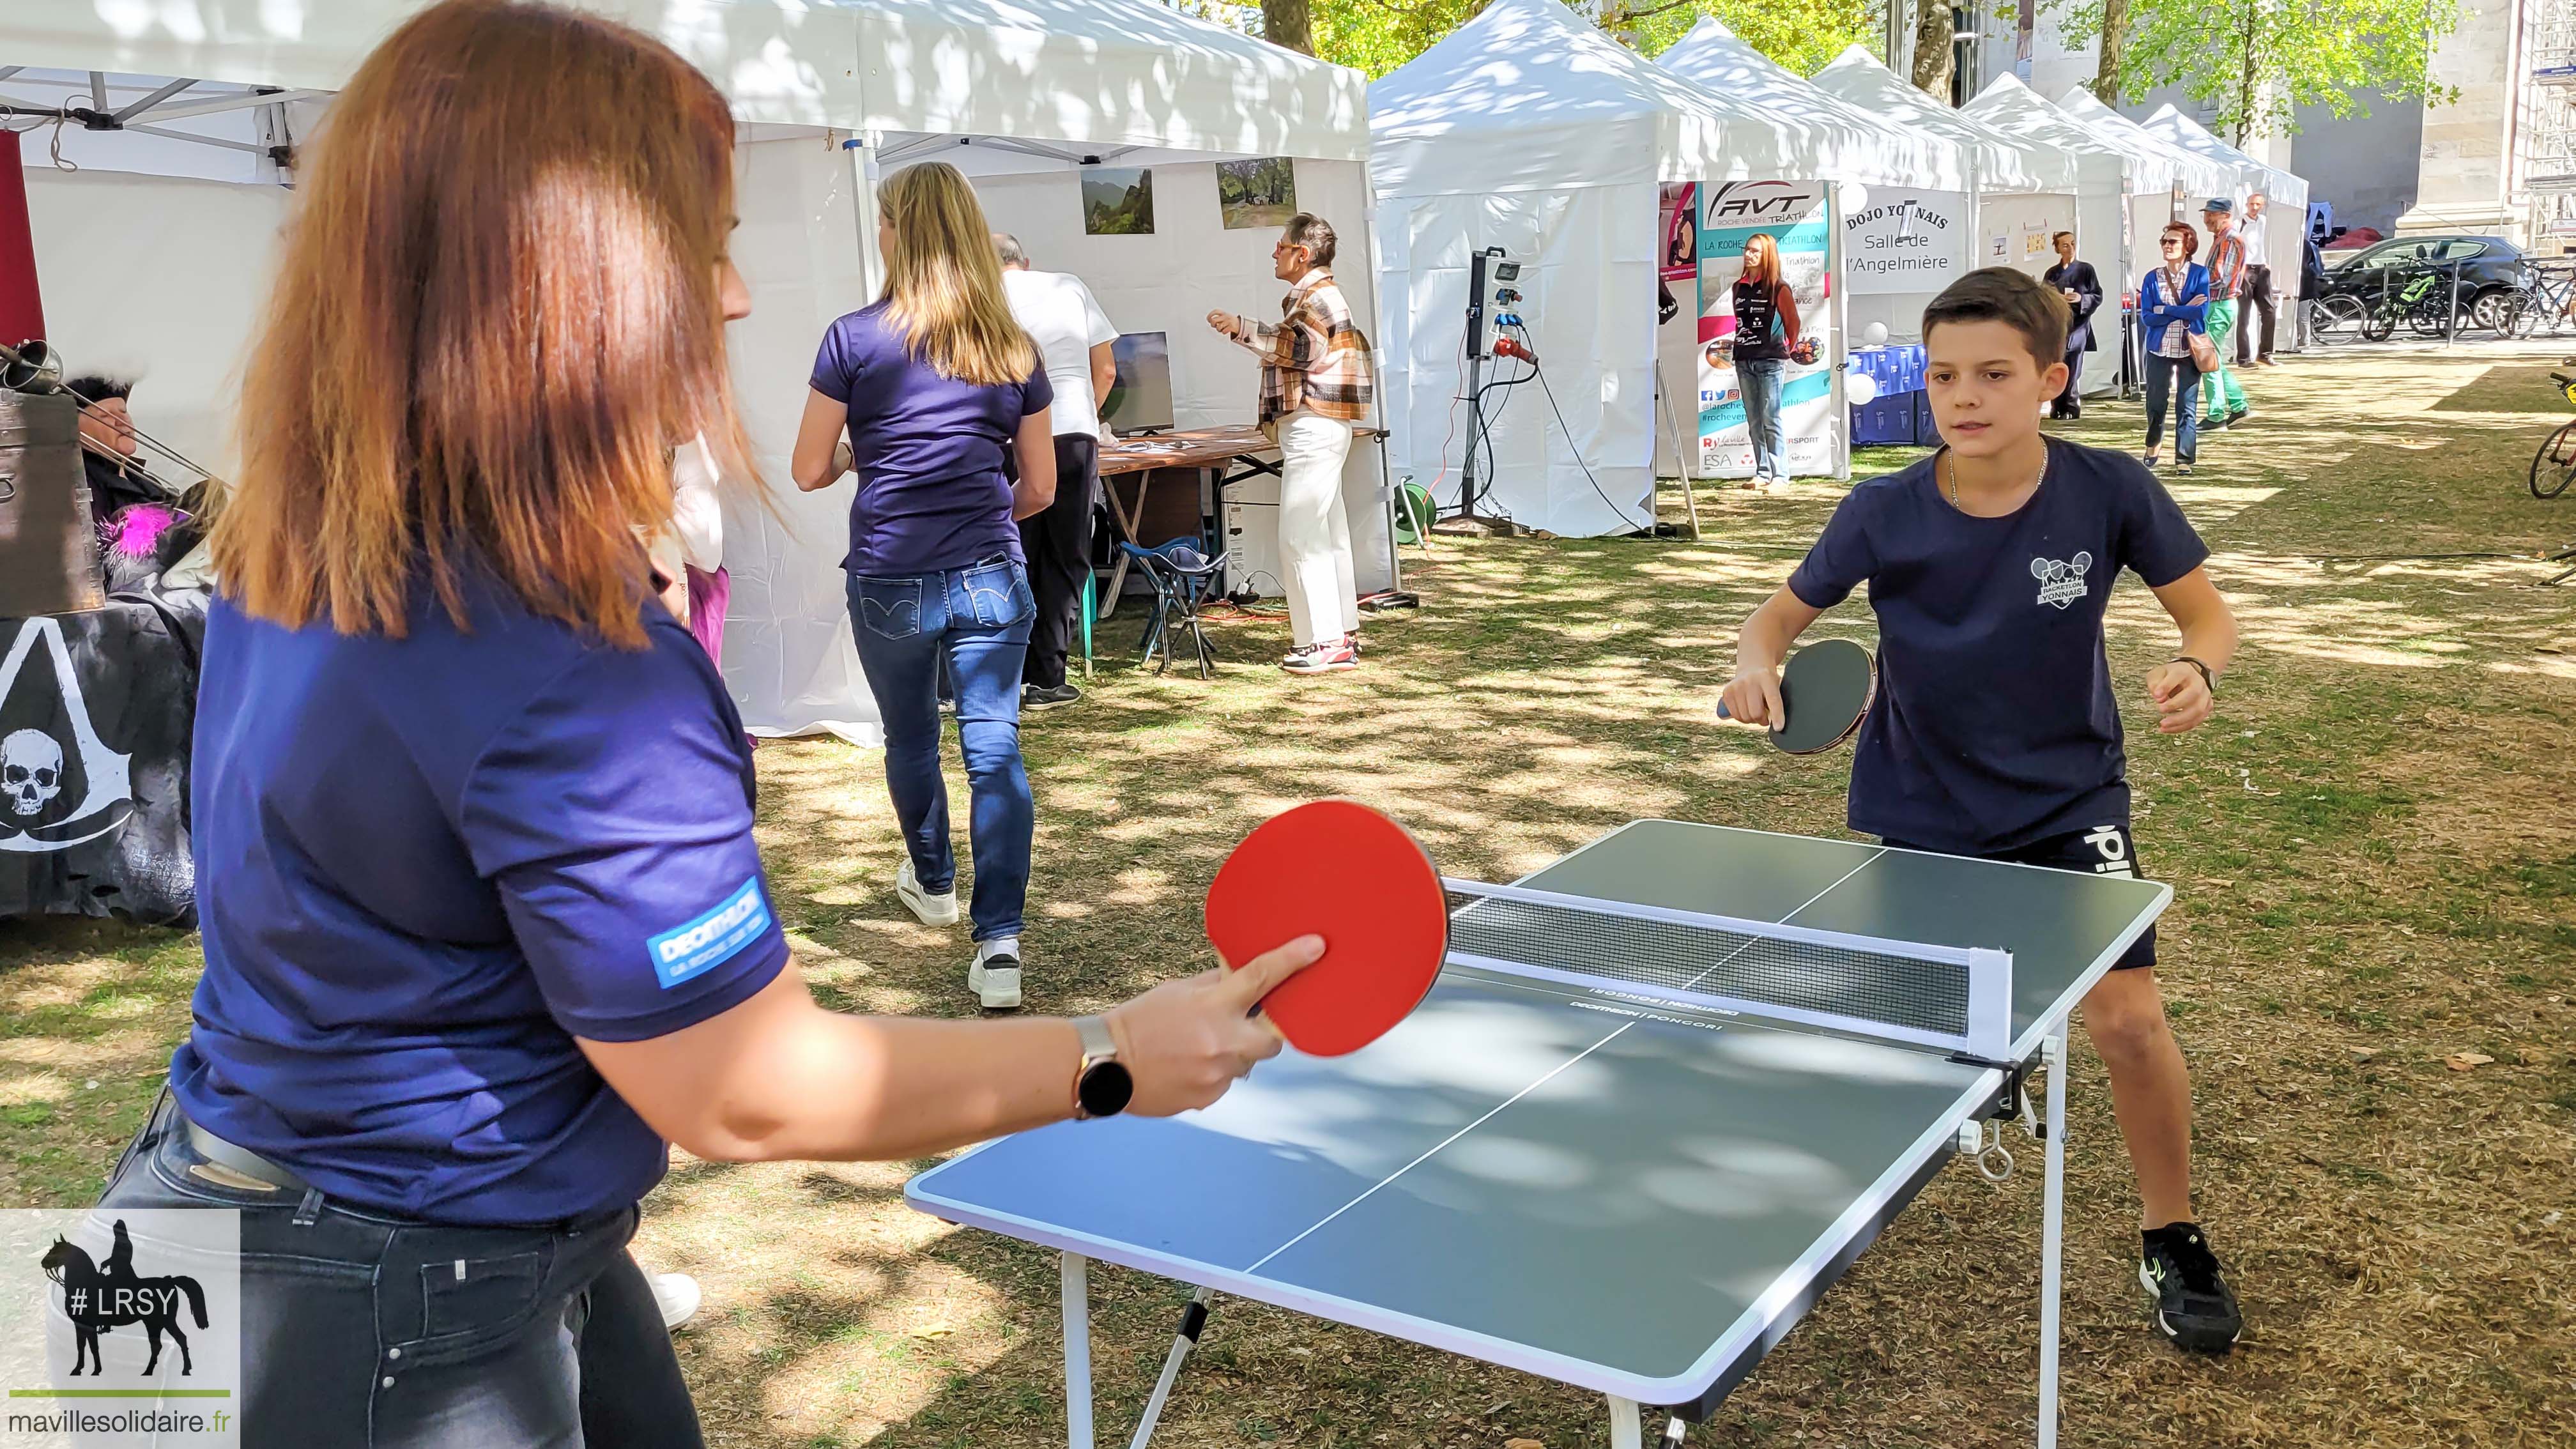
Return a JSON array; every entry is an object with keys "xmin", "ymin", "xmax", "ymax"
[
  {"xmin": 1218, "ymin": 158, "xmax": 1297, "ymax": 231},
  {"xmin": 1082, "ymin": 167, "xmax": 1156, "ymax": 236}
]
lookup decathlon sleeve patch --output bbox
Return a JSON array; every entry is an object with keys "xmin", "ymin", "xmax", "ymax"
[{"xmin": 647, "ymin": 877, "xmax": 772, "ymax": 990}]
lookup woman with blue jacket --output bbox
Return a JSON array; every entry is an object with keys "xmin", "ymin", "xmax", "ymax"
[{"xmin": 2138, "ymin": 221, "xmax": 2211, "ymax": 473}]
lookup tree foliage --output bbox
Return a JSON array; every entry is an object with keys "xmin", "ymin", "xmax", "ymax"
[
  {"xmin": 1287, "ymin": 0, "xmax": 1878, "ymax": 80},
  {"xmin": 2049, "ymin": 0, "xmax": 2460, "ymax": 142}
]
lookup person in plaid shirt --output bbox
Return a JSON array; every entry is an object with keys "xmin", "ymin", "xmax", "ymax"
[
  {"xmin": 2198, "ymin": 199, "xmax": 2252, "ymax": 431},
  {"xmin": 1208, "ymin": 214, "xmax": 1376, "ymax": 673}
]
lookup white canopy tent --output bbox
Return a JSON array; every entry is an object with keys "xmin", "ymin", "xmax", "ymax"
[
  {"xmin": 2052, "ymin": 86, "xmax": 2242, "ymax": 220},
  {"xmin": 7, "ymin": 0, "xmax": 1381, "ymax": 742},
  {"xmin": 1371, "ymin": 0, "xmax": 1881, "ymax": 533},
  {"xmin": 1811, "ymin": 45, "xmax": 2086, "ymax": 273},
  {"xmin": 1963, "ymin": 74, "xmax": 2130, "ymax": 395},
  {"xmin": 1655, "ymin": 19, "xmax": 1972, "ymax": 193}
]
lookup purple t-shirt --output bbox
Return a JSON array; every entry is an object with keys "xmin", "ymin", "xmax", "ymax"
[
  {"xmin": 1786, "ymin": 437, "xmax": 2209, "ymax": 854},
  {"xmin": 174, "ymin": 570, "xmax": 788, "ymax": 1225},
  {"xmin": 810, "ymin": 301, "xmax": 1055, "ymax": 576}
]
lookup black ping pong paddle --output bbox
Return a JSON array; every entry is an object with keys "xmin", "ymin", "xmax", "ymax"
[
  {"xmin": 1204, "ymin": 801, "xmax": 1449, "ymax": 1057},
  {"xmin": 1717, "ymin": 638, "xmax": 1878, "ymax": 755}
]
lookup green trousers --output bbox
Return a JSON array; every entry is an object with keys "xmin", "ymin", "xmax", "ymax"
[{"xmin": 2200, "ymin": 300, "xmax": 2248, "ymax": 417}]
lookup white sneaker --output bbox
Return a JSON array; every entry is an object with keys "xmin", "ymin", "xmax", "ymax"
[
  {"xmin": 648, "ymin": 1271, "xmax": 701, "ymax": 1331},
  {"xmin": 896, "ymin": 859, "xmax": 960, "ymax": 926},
  {"xmin": 968, "ymin": 936, "xmax": 1023, "ymax": 1011}
]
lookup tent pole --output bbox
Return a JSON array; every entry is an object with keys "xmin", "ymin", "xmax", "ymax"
[
  {"xmin": 846, "ymin": 132, "xmax": 885, "ymax": 299},
  {"xmin": 1833, "ymin": 180, "xmax": 1853, "ymax": 482}
]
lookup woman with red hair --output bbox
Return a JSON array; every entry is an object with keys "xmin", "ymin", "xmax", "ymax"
[
  {"xmin": 92, "ymin": 4, "xmax": 1313, "ymax": 1441},
  {"xmin": 1730, "ymin": 232, "xmax": 1803, "ymax": 489}
]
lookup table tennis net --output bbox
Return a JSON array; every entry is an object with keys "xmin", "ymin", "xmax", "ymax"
[{"xmin": 1441, "ymin": 879, "xmax": 2013, "ymax": 1059}]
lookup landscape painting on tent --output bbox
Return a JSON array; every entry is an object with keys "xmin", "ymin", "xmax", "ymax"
[
  {"xmin": 1218, "ymin": 158, "xmax": 1296, "ymax": 229},
  {"xmin": 1694, "ymin": 180, "xmax": 1834, "ymax": 479},
  {"xmin": 1082, "ymin": 167, "xmax": 1156, "ymax": 236}
]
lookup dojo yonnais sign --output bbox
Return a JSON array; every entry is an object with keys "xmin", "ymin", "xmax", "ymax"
[{"xmin": 1843, "ymin": 192, "xmax": 1966, "ymax": 295}]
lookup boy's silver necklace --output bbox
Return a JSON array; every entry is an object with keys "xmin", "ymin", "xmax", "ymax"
[{"xmin": 1946, "ymin": 444, "xmax": 2048, "ymax": 508}]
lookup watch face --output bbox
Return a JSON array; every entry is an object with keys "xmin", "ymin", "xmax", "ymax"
[{"xmin": 1078, "ymin": 1061, "xmax": 1134, "ymax": 1118}]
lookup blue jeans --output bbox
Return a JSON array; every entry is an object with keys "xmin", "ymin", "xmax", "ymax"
[
  {"xmin": 1738, "ymin": 358, "xmax": 1790, "ymax": 480},
  {"xmin": 2143, "ymin": 353, "xmax": 2202, "ymax": 461},
  {"xmin": 847, "ymin": 556, "xmax": 1035, "ymax": 942},
  {"xmin": 95, "ymin": 1094, "xmax": 698, "ymax": 1448}
]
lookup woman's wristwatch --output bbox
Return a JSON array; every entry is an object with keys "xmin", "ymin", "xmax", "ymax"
[
  {"xmin": 1071, "ymin": 1015, "xmax": 1133, "ymax": 1120},
  {"xmin": 2172, "ymin": 656, "xmax": 2217, "ymax": 695}
]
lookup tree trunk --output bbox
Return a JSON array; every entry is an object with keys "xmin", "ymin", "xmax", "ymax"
[
  {"xmin": 2232, "ymin": 8, "xmax": 2260, "ymax": 142},
  {"xmin": 2092, "ymin": 0, "xmax": 2129, "ymax": 102},
  {"xmin": 1262, "ymin": 0, "xmax": 1314, "ymax": 56},
  {"xmin": 1912, "ymin": 0, "xmax": 1954, "ymax": 98}
]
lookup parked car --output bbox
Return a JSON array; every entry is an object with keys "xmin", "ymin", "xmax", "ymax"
[{"xmin": 2317, "ymin": 234, "xmax": 2534, "ymax": 321}]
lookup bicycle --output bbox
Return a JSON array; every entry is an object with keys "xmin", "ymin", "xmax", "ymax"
[
  {"xmin": 2527, "ymin": 369, "xmax": 2576, "ymax": 499},
  {"xmin": 2304, "ymin": 293, "xmax": 2367, "ymax": 344},
  {"xmin": 2500, "ymin": 264, "xmax": 2576, "ymax": 339}
]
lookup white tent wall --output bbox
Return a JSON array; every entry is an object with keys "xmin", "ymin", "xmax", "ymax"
[
  {"xmin": 962, "ymin": 157, "xmax": 1393, "ymax": 593},
  {"xmin": 1379, "ymin": 183, "xmax": 1657, "ymax": 537},
  {"xmin": 718, "ymin": 133, "xmax": 880, "ymax": 744},
  {"xmin": 22, "ymin": 167, "xmax": 285, "ymax": 476}
]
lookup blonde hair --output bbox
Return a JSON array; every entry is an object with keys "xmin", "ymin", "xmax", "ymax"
[{"xmin": 877, "ymin": 163, "xmax": 1037, "ymax": 387}]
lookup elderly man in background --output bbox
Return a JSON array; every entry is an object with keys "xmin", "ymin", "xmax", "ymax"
[
  {"xmin": 2199, "ymin": 199, "xmax": 2252, "ymax": 431},
  {"xmin": 995, "ymin": 233, "xmax": 1119, "ymax": 710},
  {"xmin": 2236, "ymin": 192, "xmax": 2279, "ymax": 369}
]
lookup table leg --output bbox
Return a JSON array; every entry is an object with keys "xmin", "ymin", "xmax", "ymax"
[
  {"xmin": 1608, "ymin": 1396, "xmax": 1643, "ymax": 1449},
  {"xmin": 1101, "ymin": 477, "xmax": 1149, "ymax": 622},
  {"xmin": 1125, "ymin": 1287, "xmax": 1211, "ymax": 1449},
  {"xmin": 1063, "ymin": 1253, "xmax": 1094, "ymax": 1449},
  {"xmin": 2039, "ymin": 1028, "xmax": 2068, "ymax": 1449}
]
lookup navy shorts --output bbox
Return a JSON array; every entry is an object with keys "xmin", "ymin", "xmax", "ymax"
[{"xmin": 1883, "ymin": 821, "xmax": 2157, "ymax": 970}]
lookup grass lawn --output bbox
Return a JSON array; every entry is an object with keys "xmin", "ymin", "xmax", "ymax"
[{"xmin": 6, "ymin": 341, "xmax": 2575, "ymax": 1448}]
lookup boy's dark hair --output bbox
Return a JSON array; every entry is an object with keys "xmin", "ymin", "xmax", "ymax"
[
  {"xmin": 1284, "ymin": 213, "xmax": 1338, "ymax": 268},
  {"xmin": 1921, "ymin": 266, "xmax": 2068, "ymax": 371},
  {"xmin": 66, "ymin": 374, "xmax": 134, "ymax": 404},
  {"xmin": 2050, "ymin": 230, "xmax": 2075, "ymax": 246}
]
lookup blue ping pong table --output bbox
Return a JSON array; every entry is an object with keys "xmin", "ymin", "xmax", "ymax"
[{"xmin": 906, "ymin": 821, "xmax": 2168, "ymax": 1449}]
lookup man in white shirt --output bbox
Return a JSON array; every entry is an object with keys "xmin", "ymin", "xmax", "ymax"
[
  {"xmin": 2237, "ymin": 193, "xmax": 2278, "ymax": 368},
  {"xmin": 995, "ymin": 234, "xmax": 1119, "ymax": 708}
]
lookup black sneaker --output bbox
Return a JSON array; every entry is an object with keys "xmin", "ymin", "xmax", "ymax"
[
  {"xmin": 1022, "ymin": 682, "xmax": 1082, "ymax": 710},
  {"xmin": 2202, "ymin": 411, "xmax": 2232, "ymax": 433},
  {"xmin": 2140, "ymin": 1222, "xmax": 2243, "ymax": 1353},
  {"xmin": 2226, "ymin": 406, "xmax": 2251, "ymax": 428}
]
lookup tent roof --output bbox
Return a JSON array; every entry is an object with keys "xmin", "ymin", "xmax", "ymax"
[
  {"xmin": 1963, "ymin": 74, "xmax": 2126, "ymax": 195},
  {"xmin": 1809, "ymin": 45, "xmax": 2074, "ymax": 195},
  {"xmin": 1655, "ymin": 17, "xmax": 1972, "ymax": 192},
  {"xmin": 1, "ymin": 0, "xmax": 1367, "ymax": 163},
  {"xmin": 2143, "ymin": 105, "xmax": 2307, "ymax": 210},
  {"xmin": 2050, "ymin": 87, "xmax": 2242, "ymax": 203},
  {"xmin": 1369, "ymin": 0, "xmax": 1813, "ymax": 196}
]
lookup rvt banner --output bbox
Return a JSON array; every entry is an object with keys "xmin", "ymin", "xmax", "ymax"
[{"xmin": 1695, "ymin": 181, "xmax": 1836, "ymax": 479}]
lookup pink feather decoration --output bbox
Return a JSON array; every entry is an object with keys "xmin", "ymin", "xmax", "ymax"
[{"xmin": 104, "ymin": 504, "xmax": 185, "ymax": 558}]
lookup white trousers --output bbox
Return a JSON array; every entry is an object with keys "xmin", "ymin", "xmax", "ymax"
[{"xmin": 1276, "ymin": 409, "xmax": 1359, "ymax": 648}]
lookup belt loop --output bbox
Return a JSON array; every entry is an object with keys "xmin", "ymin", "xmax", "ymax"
[
  {"xmin": 293, "ymin": 1187, "xmax": 324, "ymax": 1228},
  {"xmin": 104, "ymin": 1084, "xmax": 173, "ymax": 1192}
]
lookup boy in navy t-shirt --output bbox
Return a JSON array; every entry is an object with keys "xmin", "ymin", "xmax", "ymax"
[{"xmin": 1720, "ymin": 268, "xmax": 2244, "ymax": 1353}]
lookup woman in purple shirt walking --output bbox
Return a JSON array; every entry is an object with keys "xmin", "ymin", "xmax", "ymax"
[{"xmin": 792, "ymin": 162, "xmax": 1058, "ymax": 1010}]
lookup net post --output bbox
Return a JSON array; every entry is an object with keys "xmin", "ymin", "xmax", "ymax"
[{"xmin": 1966, "ymin": 947, "xmax": 2014, "ymax": 1062}]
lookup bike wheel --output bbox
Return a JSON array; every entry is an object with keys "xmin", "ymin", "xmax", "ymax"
[
  {"xmin": 2506, "ymin": 291, "xmax": 2545, "ymax": 339},
  {"xmin": 2531, "ymin": 420, "xmax": 2576, "ymax": 500},
  {"xmin": 2407, "ymin": 295, "xmax": 2453, "ymax": 337},
  {"xmin": 2361, "ymin": 306, "xmax": 2396, "ymax": 342},
  {"xmin": 2312, "ymin": 295, "xmax": 2367, "ymax": 344},
  {"xmin": 2472, "ymin": 288, "xmax": 2518, "ymax": 335}
]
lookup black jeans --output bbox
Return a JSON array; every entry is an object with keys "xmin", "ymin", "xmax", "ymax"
[
  {"xmin": 1016, "ymin": 434, "xmax": 1100, "ymax": 690},
  {"xmin": 2238, "ymin": 264, "xmax": 2276, "ymax": 362},
  {"xmin": 96, "ymin": 1094, "xmax": 702, "ymax": 1448},
  {"xmin": 2054, "ymin": 344, "xmax": 2087, "ymax": 416},
  {"xmin": 2143, "ymin": 353, "xmax": 2202, "ymax": 461}
]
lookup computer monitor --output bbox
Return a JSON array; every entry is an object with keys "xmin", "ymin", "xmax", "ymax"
[{"xmin": 1100, "ymin": 331, "xmax": 1175, "ymax": 436}]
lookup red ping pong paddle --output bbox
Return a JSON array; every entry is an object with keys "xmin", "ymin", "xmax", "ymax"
[{"xmin": 1204, "ymin": 801, "xmax": 1448, "ymax": 1057}]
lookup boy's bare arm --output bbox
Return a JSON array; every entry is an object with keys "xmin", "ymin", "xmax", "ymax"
[
  {"xmin": 2145, "ymin": 566, "xmax": 2236, "ymax": 735},
  {"xmin": 1721, "ymin": 586, "xmax": 1827, "ymax": 728}
]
